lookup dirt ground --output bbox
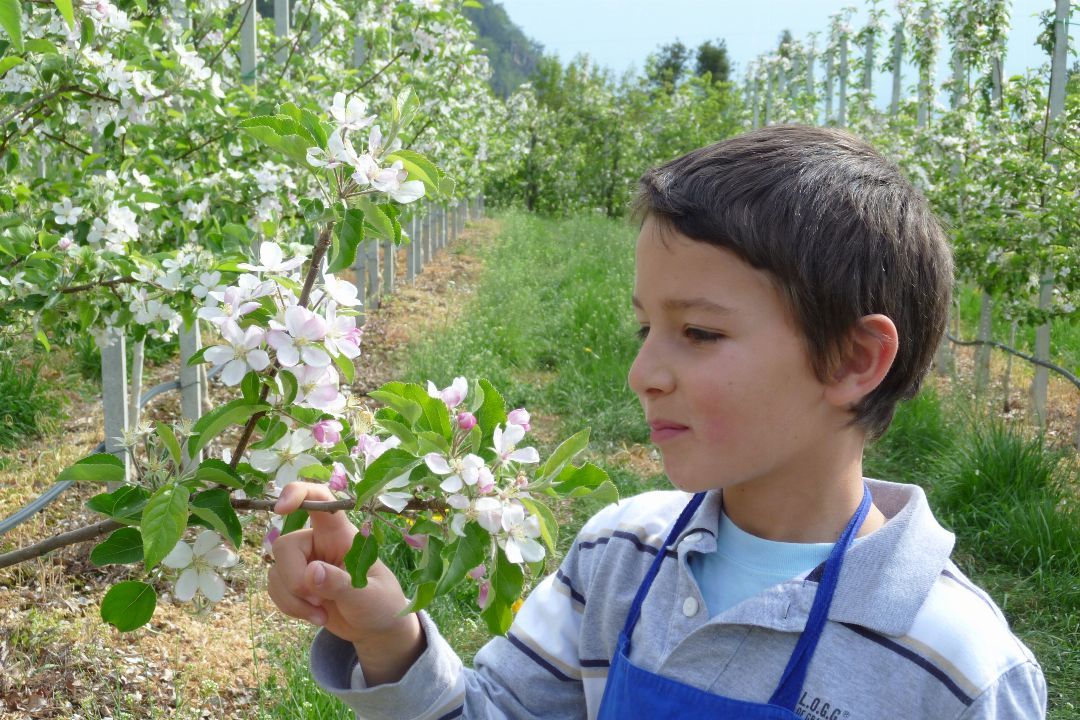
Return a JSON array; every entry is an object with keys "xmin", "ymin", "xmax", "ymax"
[{"xmin": 0, "ymin": 219, "xmax": 499, "ymax": 719}]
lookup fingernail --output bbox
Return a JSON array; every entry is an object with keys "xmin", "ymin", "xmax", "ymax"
[{"xmin": 312, "ymin": 562, "xmax": 326, "ymax": 586}]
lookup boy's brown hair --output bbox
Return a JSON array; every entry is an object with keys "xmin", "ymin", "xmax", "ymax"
[{"xmin": 633, "ymin": 125, "xmax": 953, "ymax": 438}]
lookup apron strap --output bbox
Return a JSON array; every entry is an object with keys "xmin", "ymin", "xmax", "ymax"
[
  {"xmin": 769, "ymin": 483, "xmax": 872, "ymax": 710},
  {"xmin": 618, "ymin": 492, "xmax": 707, "ymax": 655}
]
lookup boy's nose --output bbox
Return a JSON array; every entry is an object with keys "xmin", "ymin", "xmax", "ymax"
[{"xmin": 628, "ymin": 341, "xmax": 675, "ymax": 397}]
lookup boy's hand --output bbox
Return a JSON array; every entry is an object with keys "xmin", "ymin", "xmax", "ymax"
[{"xmin": 266, "ymin": 481, "xmax": 426, "ymax": 685}]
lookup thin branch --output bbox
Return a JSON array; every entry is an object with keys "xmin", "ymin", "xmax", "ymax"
[
  {"xmin": 59, "ymin": 276, "xmax": 141, "ymax": 294},
  {"xmin": 945, "ymin": 331, "xmax": 1080, "ymax": 392},
  {"xmin": 229, "ymin": 221, "xmax": 336, "ymax": 469},
  {"xmin": 42, "ymin": 131, "xmax": 89, "ymax": 156},
  {"xmin": 0, "ymin": 519, "xmax": 123, "ymax": 570},
  {"xmin": 206, "ymin": 0, "xmax": 255, "ymax": 72},
  {"xmin": 177, "ymin": 131, "xmax": 228, "ymax": 161}
]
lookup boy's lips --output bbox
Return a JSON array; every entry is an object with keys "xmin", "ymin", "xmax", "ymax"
[{"xmin": 648, "ymin": 419, "xmax": 689, "ymax": 443}]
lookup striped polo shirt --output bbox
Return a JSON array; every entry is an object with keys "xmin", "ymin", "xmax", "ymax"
[{"xmin": 310, "ymin": 478, "xmax": 1046, "ymax": 719}]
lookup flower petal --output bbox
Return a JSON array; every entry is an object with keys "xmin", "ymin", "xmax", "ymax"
[
  {"xmin": 175, "ymin": 567, "xmax": 199, "ymax": 601},
  {"xmin": 161, "ymin": 541, "xmax": 192, "ymax": 569},
  {"xmin": 193, "ymin": 529, "xmax": 222, "ymax": 556},
  {"xmin": 197, "ymin": 569, "xmax": 227, "ymax": 602}
]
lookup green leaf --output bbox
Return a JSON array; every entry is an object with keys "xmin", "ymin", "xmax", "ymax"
[
  {"xmin": 86, "ymin": 486, "xmax": 150, "ymax": 523},
  {"xmin": 327, "ymin": 208, "xmax": 364, "ymax": 273},
  {"xmin": 298, "ymin": 463, "xmax": 331, "ymax": 481},
  {"xmin": 549, "ymin": 462, "xmax": 610, "ymax": 496},
  {"xmin": 52, "ymin": 0, "xmax": 75, "ymax": 28},
  {"xmin": 356, "ymin": 197, "xmax": 395, "ymax": 242},
  {"xmin": 333, "ymin": 350, "xmax": 355, "ymax": 384},
  {"xmin": 238, "ymin": 115, "xmax": 316, "ymax": 166},
  {"xmin": 480, "ymin": 549, "xmax": 524, "ymax": 635},
  {"xmin": 463, "ymin": 0, "xmax": 483, "ymax": 7},
  {"xmin": 185, "ymin": 346, "xmax": 209, "ymax": 367},
  {"xmin": 369, "ymin": 388, "xmax": 423, "ymax": 425},
  {"xmin": 189, "ymin": 399, "xmax": 270, "ymax": 456},
  {"xmin": 403, "ymin": 536, "xmax": 444, "ymax": 614},
  {"xmin": 191, "ymin": 458, "xmax": 245, "ymax": 489},
  {"xmin": 101, "ymin": 581, "xmax": 156, "ymax": 632},
  {"xmin": 520, "ymin": 497, "xmax": 559, "ymax": 557},
  {"xmin": 141, "ymin": 484, "xmax": 190, "ymax": 571},
  {"xmin": 474, "ymin": 379, "xmax": 506, "ymax": 448},
  {"xmin": 385, "ymin": 150, "xmax": 441, "ymax": 197},
  {"xmin": 155, "ymin": 423, "xmax": 183, "ymax": 467},
  {"xmin": 537, "ymin": 428, "xmax": 590, "ymax": 481},
  {"xmin": 132, "ymin": 0, "xmax": 146, "ymax": 11},
  {"xmin": 281, "ymin": 509, "xmax": 309, "ymax": 536},
  {"xmin": 277, "ymin": 370, "xmax": 299, "ymax": 407},
  {"xmin": 374, "ymin": 419, "xmax": 417, "ymax": 453},
  {"xmin": 0, "ymin": 0, "xmax": 24, "ymax": 52},
  {"xmin": 24, "ymin": 38, "xmax": 57, "ymax": 54},
  {"xmin": 190, "ymin": 489, "xmax": 242, "ymax": 549},
  {"xmin": 0, "ymin": 56, "xmax": 22, "ymax": 74},
  {"xmin": 435, "ymin": 522, "xmax": 488, "ymax": 596},
  {"xmin": 90, "ymin": 527, "xmax": 144, "ymax": 566},
  {"xmin": 240, "ymin": 370, "xmax": 260, "ymax": 402},
  {"xmin": 57, "ymin": 453, "xmax": 125, "ymax": 484},
  {"xmin": 343, "ymin": 531, "xmax": 379, "ymax": 588},
  {"xmin": 354, "ymin": 449, "xmax": 418, "ymax": 503}
]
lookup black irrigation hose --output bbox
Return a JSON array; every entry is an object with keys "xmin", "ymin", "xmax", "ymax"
[{"xmin": 0, "ymin": 365, "xmax": 222, "ymax": 538}]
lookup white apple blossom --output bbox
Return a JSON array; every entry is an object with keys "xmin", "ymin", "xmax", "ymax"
[
  {"xmin": 161, "ymin": 530, "xmax": 239, "ymax": 603},
  {"xmin": 51, "ymin": 198, "xmax": 83, "ymax": 225},
  {"xmin": 493, "ymin": 423, "xmax": 540, "ymax": 465},
  {"xmin": 197, "ymin": 285, "xmax": 262, "ymax": 326},
  {"xmin": 447, "ymin": 494, "xmax": 503, "ymax": 537},
  {"xmin": 267, "ymin": 305, "xmax": 332, "ymax": 368},
  {"xmin": 323, "ymin": 302, "xmax": 362, "ymax": 359},
  {"xmin": 500, "ymin": 504, "xmax": 545, "ymax": 564},
  {"xmin": 250, "ymin": 429, "xmax": 321, "ymax": 488},
  {"xmin": 203, "ymin": 321, "xmax": 271, "ymax": 385},
  {"xmin": 239, "ymin": 241, "xmax": 306, "ymax": 274},
  {"xmin": 427, "ymin": 377, "xmax": 468, "ymax": 408},
  {"xmin": 322, "ymin": 272, "xmax": 362, "ymax": 306},
  {"xmin": 371, "ymin": 160, "xmax": 426, "ymax": 204},
  {"xmin": 285, "ymin": 365, "xmax": 345, "ymax": 412},
  {"xmin": 424, "ymin": 452, "xmax": 492, "ymax": 493},
  {"xmin": 330, "ymin": 92, "xmax": 376, "ymax": 131}
]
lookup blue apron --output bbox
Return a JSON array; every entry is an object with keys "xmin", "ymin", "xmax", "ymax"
[{"xmin": 597, "ymin": 486, "xmax": 871, "ymax": 719}]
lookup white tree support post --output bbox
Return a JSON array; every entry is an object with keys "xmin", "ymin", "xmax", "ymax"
[
  {"xmin": 441, "ymin": 207, "xmax": 449, "ymax": 249},
  {"xmin": 890, "ymin": 21, "xmax": 904, "ymax": 116},
  {"xmin": 976, "ymin": 57, "xmax": 1005, "ymax": 394},
  {"xmin": 764, "ymin": 64, "xmax": 774, "ymax": 125},
  {"xmin": 862, "ymin": 27, "xmax": 874, "ymax": 95},
  {"xmin": 353, "ymin": 244, "xmax": 368, "ymax": 324},
  {"xmin": 179, "ymin": 323, "xmax": 204, "ymax": 467},
  {"xmin": 916, "ymin": 5, "xmax": 933, "ymax": 128},
  {"xmin": 365, "ymin": 238, "xmax": 378, "ymax": 305},
  {"xmin": 101, "ymin": 332, "xmax": 131, "ymax": 486},
  {"xmin": 240, "ymin": 0, "xmax": 257, "ymax": 85},
  {"xmin": 354, "ymin": 19, "xmax": 366, "ymax": 68},
  {"xmin": 837, "ymin": 34, "xmax": 849, "ymax": 127},
  {"xmin": 382, "ymin": 239, "xmax": 394, "ymax": 295},
  {"xmin": 274, "ymin": 0, "xmax": 290, "ymax": 64},
  {"xmin": 406, "ymin": 218, "xmax": 417, "ymax": 282},
  {"xmin": 1032, "ymin": 0, "xmax": 1070, "ymax": 426},
  {"xmin": 824, "ymin": 49, "xmax": 834, "ymax": 124},
  {"xmin": 128, "ymin": 337, "xmax": 145, "ymax": 431},
  {"xmin": 750, "ymin": 69, "xmax": 760, "ymax": 130}
]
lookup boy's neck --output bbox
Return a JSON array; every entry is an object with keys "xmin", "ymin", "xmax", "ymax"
[{"xmin": 719, "ymin": 436, "xmax": 886, "ymax": 544}]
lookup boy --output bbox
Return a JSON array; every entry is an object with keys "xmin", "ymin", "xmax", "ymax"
[{"xmin": 268, "ymin": 125, "xmax": 1047, "ymax": 719}]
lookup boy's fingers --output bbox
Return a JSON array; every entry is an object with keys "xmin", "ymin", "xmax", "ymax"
[
  {"xmin": 267, "ymin": 566, "xmax": 327, "ymax": 626},
  {"xmin": 270, "ymin": 527, "xmax": 315, "ymax": 595},
  {"xmin": 306, "ymin": 560, "xmax": 357, "ymax": 601},
  {"xmin": 274, "ymin": 481, "xmax": 334, "ymax": 515}
]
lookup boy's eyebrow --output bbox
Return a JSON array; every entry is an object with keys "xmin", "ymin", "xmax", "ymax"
[{"xmin": 631, "ymin": 296, "xmax": 734, "ymax": 314}]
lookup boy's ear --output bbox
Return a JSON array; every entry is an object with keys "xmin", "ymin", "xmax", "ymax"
[{"xmin": 823, "ymin": 314, "xmax": 899, "ymax": 409}]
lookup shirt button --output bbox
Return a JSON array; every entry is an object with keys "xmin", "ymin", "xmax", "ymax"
[
  {"xmin": 682, "ymin": 597, "xmax": 699, "ymax": 617},
  {"xmin": 682, "ymin": 531, "xmax": 703, "ymax": 546}
]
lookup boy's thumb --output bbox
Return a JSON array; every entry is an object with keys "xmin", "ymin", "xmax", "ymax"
[{"xmin": 307, "ymin": 561, "xmax": 353, "ymax": 599}]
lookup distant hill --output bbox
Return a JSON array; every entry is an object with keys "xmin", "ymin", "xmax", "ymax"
[{"xmin": 464, "ymin": 2, "xmax": 543, "ymax": 97}]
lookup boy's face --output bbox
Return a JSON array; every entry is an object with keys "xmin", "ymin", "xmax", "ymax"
[{"xmin": 629, "ymin": 217, "xmax": 841, "ymax": 495}]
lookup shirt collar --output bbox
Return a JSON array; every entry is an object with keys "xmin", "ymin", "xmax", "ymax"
[{"xmin": 673, "ymin": 479, "xmax": 954, "ymax": 636}]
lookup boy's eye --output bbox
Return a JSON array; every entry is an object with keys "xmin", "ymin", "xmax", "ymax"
[
  {"xmin": 636, "ymin": 326, "xmax": 650, "ymax": 341},
  {"xmin": 685, "ymin": 327, "xmax": 724, "ymax": 343}
]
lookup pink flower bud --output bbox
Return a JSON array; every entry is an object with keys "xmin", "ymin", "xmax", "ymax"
[
  {"xmin": 456, "ymin": 411, "xmax": 477, "ymax": 431},
  {"xmin": 403, "ymin": 533, "xmax": 428, "ymax": 550},
  {"xmin": 345, "ymin": 327, "xmax": 364, "ymax": 345},
  {"xmin": 477, "ymin": 580, "xmax": 492, "ymax": 609},
  {"xmin": 327, "ymin": 462, "xmax": 348, "ymax": 491},
  {"xmin": 359, "ymin": 521, "xmax": 372, "ymax": 538},
  {"xmin": 507, "ymin": 408, "xmax": 531, "ymax": 431},
  {"xmin": 467, "ymin": 564, "xmax": 486, "ymax": 581},
  {"xmin": 262, "ymin": 526, "xmax": 280, "ymax": 552},
  {"xmin": 57, "ymin": 236, "xmax": 74, "ymax": 251},
  {"xmin": 312, "ymin": 419, "xmax": 343, "ymax": 447}
]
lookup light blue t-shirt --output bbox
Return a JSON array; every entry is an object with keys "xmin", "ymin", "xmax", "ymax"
[{"xmin": 688, "ymin": 509, "xmax": 838, "ymax": 617}]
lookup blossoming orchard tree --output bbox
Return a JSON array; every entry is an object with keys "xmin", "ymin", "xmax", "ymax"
[{"xmin": 0, "ymin": 0, "xmax": 615, "ymax": 634}]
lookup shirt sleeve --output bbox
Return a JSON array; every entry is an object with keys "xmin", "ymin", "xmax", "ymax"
[
  {"xmin": 307, "ymin": 531, "xmax": 600, "ymax": 720},
  {"xmin": 957, "ymin": 661, "xmax": 1047, "ymax": 720}
]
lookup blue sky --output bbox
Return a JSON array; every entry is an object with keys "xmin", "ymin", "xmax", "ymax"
[{"xmin": 497, "ymin": 1, "xmax": 1071, "ymax": 104}]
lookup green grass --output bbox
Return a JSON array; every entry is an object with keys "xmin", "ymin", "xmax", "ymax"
[
  {"xmin": 261, "ymin": 211, "xmax": 1079, "ymax": 719},
  {"xmin": 0, "ymin": 343, "xmax": 65, "ymax": 449}
]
